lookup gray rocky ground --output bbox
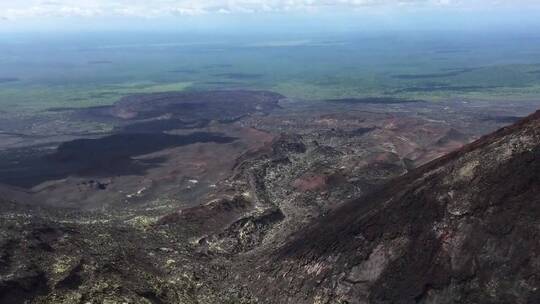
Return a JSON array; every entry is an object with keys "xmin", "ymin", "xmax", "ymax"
[{"xmin": 1, "ymin": 91, "xmax": 539, "ymax": 303}]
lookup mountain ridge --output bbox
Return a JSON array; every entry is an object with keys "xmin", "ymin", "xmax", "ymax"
[{"xmin": 239, "ymin": 109, "xmax": 540, "ymax": 303}]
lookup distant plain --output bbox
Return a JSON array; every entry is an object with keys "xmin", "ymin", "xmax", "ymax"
[{"xmin": 1, "ymin": 31, "xmax": 540, "ymax": 113}]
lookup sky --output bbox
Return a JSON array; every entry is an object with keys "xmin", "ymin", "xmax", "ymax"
[{"xmin": 1, "ymin": 0, "xmax": 539, "ymax": 33}]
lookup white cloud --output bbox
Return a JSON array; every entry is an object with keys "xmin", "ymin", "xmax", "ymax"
[{"xmin": 0, "ymin": 0, "xmax": 537, "ymax": 20}]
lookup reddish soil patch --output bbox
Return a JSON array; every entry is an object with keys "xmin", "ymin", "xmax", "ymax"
[{"xmin": 293, "ymin": 174, "xmax": 328, "ymax": 192}]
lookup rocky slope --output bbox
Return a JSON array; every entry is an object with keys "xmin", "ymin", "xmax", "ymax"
[
  {"xmin": 1, "ymin": 109, "xmax": 539, "ymax": 304},
  {"xmin": 240, "ymin": 110, "xmax": 540, "ymax": 303}
]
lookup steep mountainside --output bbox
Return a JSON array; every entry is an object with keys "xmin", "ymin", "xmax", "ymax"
[{"xmin": 241, "ymin": 111, "xmax": 540, "ymax": 303}]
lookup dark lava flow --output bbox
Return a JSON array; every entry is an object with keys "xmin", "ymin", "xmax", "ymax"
[
  {"xmin": 391, "ymin": 68, "xmax": 476, "ymax": 79},
  {"xmin": 0, "ymin": 91, "xmax": 283, "ymax": 189},
  {"xmin": 0, "ymin": 132, "xmax": 236, "ymax": 188},
  {"xmin": 326, "ymin": 97, "xmax": 424, "ymax": 104},
  {"xmin": 117, "ymin": 119, "xmax": 211, "ymax": 133},
  {"xmin": 212, "ymin": 73, "xmax": 263, "ymax": 80},
  {"xmin": 0, "ymin": 77, "xmax": 20, "ymax": 84}
]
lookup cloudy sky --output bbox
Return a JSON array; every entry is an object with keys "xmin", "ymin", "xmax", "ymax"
[{"xmin": 1, "ymin": 0, "xmax": 539, "ymax": 32}]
